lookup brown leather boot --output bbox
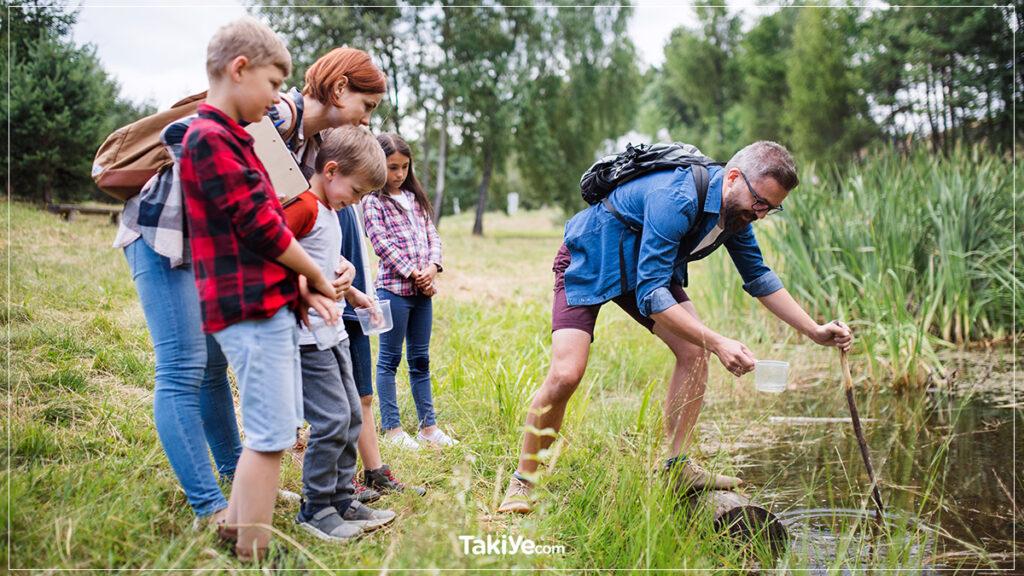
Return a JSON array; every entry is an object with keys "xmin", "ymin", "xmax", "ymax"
[
  {"xmin": 497, "ymin": 475, "xmax": 533, "ymax": 514},
  {"xmin": 665, "ymin": 457, "xmax": 743, "ymax": 492}
]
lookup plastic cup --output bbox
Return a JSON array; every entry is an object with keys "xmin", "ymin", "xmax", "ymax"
[
  {"xmin": 308, "ymin": 315, "xmax": 340, "ymax": 351},
  {"xmin": 355, "ymin": 300, "xmax": 393, "ymax": 336},
  {"xmin": 754, "ymin": 360, "xmax": 789, "ymax": 393}
]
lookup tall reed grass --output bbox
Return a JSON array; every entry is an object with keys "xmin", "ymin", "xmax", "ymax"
[{"xmin": 761, "ymin": 148, "xmax": 1021, "ymax": 387}]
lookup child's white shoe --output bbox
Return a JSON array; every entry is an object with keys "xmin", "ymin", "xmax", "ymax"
[
  {"xmin": 418, "ymin": 428, "xmax": 459, "ymax": 447},
  {"xmin": 385, "ymin": 430, "xmax": 421, "ymax": 450}
]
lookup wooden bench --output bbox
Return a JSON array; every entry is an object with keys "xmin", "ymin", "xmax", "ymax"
[{"xmin": 47, "ymin": 203, "xmax": 121, "ymax": 225}]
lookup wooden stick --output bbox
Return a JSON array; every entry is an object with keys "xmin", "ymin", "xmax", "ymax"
[
  {"xmin": 841, "ymin": 349, "xmax": 885, "ymax": 521},
  {"xmin": 768, "ymin": 416, "xmax": 877, "ymax": 425}
]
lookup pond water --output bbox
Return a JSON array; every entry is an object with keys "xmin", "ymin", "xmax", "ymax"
[{"xmin": 712, "ymin": 350, "xmax": 1021, "ymax": 572}]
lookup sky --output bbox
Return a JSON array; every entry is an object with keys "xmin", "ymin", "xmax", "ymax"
[{"xmin": 69, "ymin": 0, "xmax": 744, "ymax": 109}]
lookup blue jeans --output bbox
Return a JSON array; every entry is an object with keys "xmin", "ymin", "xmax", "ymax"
[
  {"xmin": 343, "ymin": 319, "xmax": 374, "ymax": 398},
  {"xmin": 124, "ymin": 239, "xmax": 242, "ymax": 518},
  {"xmin": 375, "ymin": 289, "xmax": 436, "ymax": 431}
]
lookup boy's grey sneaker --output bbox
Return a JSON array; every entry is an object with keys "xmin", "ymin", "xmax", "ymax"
[
  {"xmin": 341, "ymin": 500, "xmax": 396, "ymax": 532},
  {"xmin": 296, "ymin": 506, "xmax": 362, "ymax": 542}
]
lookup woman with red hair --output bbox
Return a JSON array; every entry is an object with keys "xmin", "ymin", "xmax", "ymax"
[{"xmin": 268, "ymin": 46, "xmax": 427, "ymax": 513}]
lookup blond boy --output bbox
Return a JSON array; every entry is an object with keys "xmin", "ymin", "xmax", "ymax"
[{"xmin": 179, "ymin": 17, "xmax": 338, "ymax": 561}]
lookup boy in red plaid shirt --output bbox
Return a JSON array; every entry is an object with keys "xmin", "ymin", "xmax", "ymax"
[{"xmin": 180, "ymin": 17, "xmax": 339, "ymax": 562}]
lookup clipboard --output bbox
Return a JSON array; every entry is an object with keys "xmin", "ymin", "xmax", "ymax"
[{"xmin": 245, "ymin": 116, "xmax": 310, "ymax": 203}]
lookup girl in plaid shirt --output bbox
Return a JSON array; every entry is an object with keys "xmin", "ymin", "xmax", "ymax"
[{"xmin": 362, "ymin": 134, "xmax": 457, "ymax": 449}]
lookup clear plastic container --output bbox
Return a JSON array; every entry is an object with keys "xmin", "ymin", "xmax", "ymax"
[
  {"xmin": 754, "ymin": 360, "xmax": 789, "ymax": 393},
  {"xmin": 355, "ymin": 300, "xmax": 393, "ymax": 336},
  {"xmin": 308, "ymin": 315, "xmax": 341, "ymax": 351}
]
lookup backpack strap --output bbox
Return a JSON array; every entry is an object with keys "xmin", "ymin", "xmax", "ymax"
[
  {"xmin": 280, "ymin": 91, "xmax": 303, "ymax": 145},
  {"xmin": 601, "ymin": 197, "xmax": 640, "ymax": 297},
  {"xmin": 602, "ymin": 163, "xmax": 712, "ymax": 298},
  {"xmin": 681, "ymin": 164, "xmax": 709, "ymax": 245}
]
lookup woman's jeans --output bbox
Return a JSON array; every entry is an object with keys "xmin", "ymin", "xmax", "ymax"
[
  {"xmin": 375, "ymin": 289, "xmax": 436, "ymax": 431},
  {"xmin": 124, "ymin": 238, "xmax": 242, "ymax": 517}
]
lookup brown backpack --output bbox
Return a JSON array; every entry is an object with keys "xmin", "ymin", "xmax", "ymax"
[{"xmin": 92, "ymin": 91, "xmax": 301, "ymax": 201}]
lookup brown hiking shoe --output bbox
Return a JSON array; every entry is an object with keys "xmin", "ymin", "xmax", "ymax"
[
  {"xmin": 497, "ymin": 476, "xmax": 532, "ymax": 514},
  {"xmin": 665, "ymin": 457, "xmax": 743, "ymax": 492}
]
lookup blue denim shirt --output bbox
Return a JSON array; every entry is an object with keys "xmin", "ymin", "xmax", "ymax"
[{"xmin": 562, "ymin": 165, "xmax": 783, "ymax": 316}]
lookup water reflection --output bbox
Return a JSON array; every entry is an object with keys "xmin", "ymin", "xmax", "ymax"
[
  {"xmin": 709, "ymin": 352, "xmax": 1021, "ymax": 571},
  {"xmin": 777, "ymin": 508, "xmax": 937, "ymax": 574}
]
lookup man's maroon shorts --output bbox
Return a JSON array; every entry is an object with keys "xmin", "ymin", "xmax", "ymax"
[{"xmin": 551, "ymin": 244, "xmax": 690, "ymax": 340}]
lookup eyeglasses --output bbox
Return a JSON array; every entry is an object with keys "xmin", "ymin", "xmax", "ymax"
[{"xmin": 740, "ymin": 171, "xmax": 784, "ymax": 216}]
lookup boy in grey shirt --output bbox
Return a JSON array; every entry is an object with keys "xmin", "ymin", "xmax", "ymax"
[{"xmin": 283, "ymin": 126, "xmax": 394, "ymax": 542}]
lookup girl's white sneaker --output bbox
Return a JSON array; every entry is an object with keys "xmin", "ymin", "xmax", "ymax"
[
  {"xmin": 385, "ymin": 429, "xmax": 421, "ymax": 450},
  {"xmin": 418, "ymin": 428, "xmax": 459, "ymax": 447}
]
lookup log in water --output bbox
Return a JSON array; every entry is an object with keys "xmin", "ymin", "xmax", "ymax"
[{"xmin": 692, "ymin": 490, "xmax": 788, "ymax": 551}]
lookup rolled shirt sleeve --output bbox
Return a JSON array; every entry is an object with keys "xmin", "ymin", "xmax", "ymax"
[
  {"xmin": 635, "ymin": 188, "xmax": 696, "ymax": 317},
  {"xmin": 646, "ymin": 286, "xmax": 681, "ymax": 315},
  {"xmin": 724, "ymin": 223, "xmax": 784, "ymax": 297}
]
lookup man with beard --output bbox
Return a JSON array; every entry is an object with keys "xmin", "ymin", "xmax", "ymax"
[{"xmin": 498, "ymin": 141, "xmax": 853, "ymax": 514}]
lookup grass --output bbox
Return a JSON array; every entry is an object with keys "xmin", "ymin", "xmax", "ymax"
[
  {"xmin": 763, "ymin": 147, "xmax": 1023, "ymax": 388},
  {"xmin": 4, "ymin": 154, "xmax": 1018, "ymax": 572}
]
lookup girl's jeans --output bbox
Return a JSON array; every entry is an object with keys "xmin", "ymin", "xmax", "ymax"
[
  {"xmin": 374, "ymin": 289, "xmax": 436, "ymax": 432},
  {"xmin": 124, "ymin": 238, "xmax": 242, "ymax": 517}
]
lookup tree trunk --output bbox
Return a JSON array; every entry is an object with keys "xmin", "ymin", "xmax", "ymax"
[
  {"xmin": 945, "ymin": 62, "xmax": 957, "ymax": 151},
  {"xmin": 925, "ymin": 66, "xmax": 940, "ymax": 151},
  {"xmin": 382, "ymin": 48, "xmax": 402, "ymax": 133},
  {"xmin": 472, "ymin": 145, "xmax": 493, "ymax": 237},
  {"xmin": 984, "ymin": 77, "xmax": 993, "ymax": 146},
  {"xmin": 938, "ymin": 64, "xmax": 950, "ymax": 154},
  {"xmin": 420, "ymin": 108, "xmax": 432, "ymax": 198},
  {"xmin": 432, "ymin": 102, "xmax": 449, "ymax": 226}
]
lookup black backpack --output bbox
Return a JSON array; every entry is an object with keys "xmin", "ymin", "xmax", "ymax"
[
  {"xmin": 579, "ymin": 142, "xmax": 719, "ymax": 205},
  {"xmin": 579, "ymin": 142, "xmax": 722, "ymax": 296}
]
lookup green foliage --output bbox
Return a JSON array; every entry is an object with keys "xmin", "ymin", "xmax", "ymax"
[
  {"xmin": 251, "ymin": 3, "xmax": 639, "ymax": 228},
  {"xmin": 785, "ymin": 8, "xmax": 872, "ymax": 167},
  {"xmin": 649, "ymin": 4, "xmax": 1017, "ymax": 166},
  {"xmin": 1, "ymin": 0, "xmax": 76, "ymax": 56},
  {"xmin": 859, "ymin": 3, "xmax": 1018, "ymax": 151},
  {"xmin": 736, "ymin": 8, "xmax": 795, "ymax": 144},
  {"xmin": 763, "ymin": 148, "xmax": 1022, "ymax": 387},
  {"xmin": 515, "ymin": 5, "xmax": 641, "ymax": 214},
  {"xmin": 1, "ymin": 2, "xmax": 155, "ymax": 203},
  {"xmin": 641, "ymin": 2, "xmax": 744, "ymax": 159},
  {"xmin": 663, "ymin": 2, "xmax": 742, "ymax": 158}
]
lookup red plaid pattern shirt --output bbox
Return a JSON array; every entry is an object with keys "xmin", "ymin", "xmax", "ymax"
[
  {"xmin": 362, "ymin": 191, "xmax": 443, "ymax": 296},
  {"xmin": 180, "ymin": 104, "xmax": 298, "ymax": 333}
]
